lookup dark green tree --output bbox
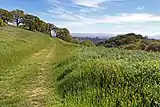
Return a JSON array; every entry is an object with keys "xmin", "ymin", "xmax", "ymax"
[
  {"xmin": 0, "ymin": 8, "xmax": 74, "ymax": 43},
  {"xmin": 0, "ymin": 8, "xmax": 13, "ymax": 24},
  {"xmin": 11, "ymin": 9, "xmax": 24, "ymax": 27},
  {"xmin": 46, "ymin": 23, "xmax": 57, "ymax": 36},
  {"xmin": 34, "ymin": 16, "xmax": 41, "ymax": 31},
  {"xmin": 23, "ymin": 14, "xmax": 36, "ymax": 31},
  {"xmin": 56, "ymin": 28, "xmax": 72, "ymax": 42}
]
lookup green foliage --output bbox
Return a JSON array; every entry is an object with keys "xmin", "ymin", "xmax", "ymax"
[
  {"xmin": 98, "ymin": 33, "xmax": 160, "ymax": 52},
  {"xmin": 0, "ymin": 19, "xmax": 6, "ymax": 27},
  {"xmin": 23, "ymin": 14, "xmax": 36, "ymax": 31},
  {"xmin": 81, "ymin": 40, "xmax": 95, "ymax": 46},
  {"xmin": 0, "ymin": 8, "xmax": 13, "ymax": 24},
  {"xmin": 11, "ymin": 9, "xmax": 24, "ymax": 27},
  {"xmin": 146, "ymin": 42, "xmax": 160, "ymax": 51},
  {"xmin": 56, "ymin": 28, "xmax": 72, "ymax": 42},
  {"xmin": 1, "ymin": 8, "xmax": 73, "ymax": 43},
  {"xmin": 10, "ymin": 9, "xmax": 55, "ymax": 35},
  {"xmin": 123, "ymin": 44, "xmax": 137, "ymax": 50},
  {"xmin": 22, "ymin": 14, "xmax": 47, "ymax": 32},
  {"xmin": 72, "ymin": 38, "xmax": 80, "ymax": 44},
  {"xmin": 102, "ymin": 33, "xmax": 144, "ymax": 48},
  {"xmin": 55, "ymin": 47, "xmax": 160, "ymax": 107}
]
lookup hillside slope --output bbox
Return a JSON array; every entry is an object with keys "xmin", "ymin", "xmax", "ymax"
[
  {"xmin": 0, "ymin": 27, "xmax": 160, "ymax": 107},
  {"xmin": 0, "ymin": 27, "xmax": 76, "ymax": 106}
]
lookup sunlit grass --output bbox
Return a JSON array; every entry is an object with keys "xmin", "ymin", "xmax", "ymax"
[
  {"xmin": 0, "ymin": 26, "xmax": 76, "ymax": 106},
  {"xmin": 55, "ymin": 46, "xmax": 160, "ymax": 107},
  {"xmin": 1, "ymin": 26, "xmax": 160, "ymax": 107}
]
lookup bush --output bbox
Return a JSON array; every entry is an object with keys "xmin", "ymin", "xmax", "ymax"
[
  {"xmin": 124, "ymin": 44, "xmax": 137, "ymax": 50},
  {"xmin": 145, "ymin": 42, "xmax": 160, "ymax": 52},
  {"xmin": 139, "ymin": 42, "xmax": 147, "ymax": 50},
  {"xmin": 0, "ymin": 19, "xmax": 6, "ymax": 27},
  {"xmin": 81, "ymin": 40, "xmax": 95, "ymax": 46},
  {"xmin": 71, "ymin": 38, "xmax": 80, "ymax": 44},
  {"xmin": 105, "ymin": 42, "xmax": 117, "ymax": 48}
]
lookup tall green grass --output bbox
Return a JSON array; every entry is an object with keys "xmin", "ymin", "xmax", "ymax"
[{"xmin": 55, "ymin": 46, "xmax": 160, "ymax": 107}]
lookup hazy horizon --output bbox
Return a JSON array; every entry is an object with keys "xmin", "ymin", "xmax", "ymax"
[{"xmin": 71, "ymin": 33, "xmax": 160, "ymax": 39}]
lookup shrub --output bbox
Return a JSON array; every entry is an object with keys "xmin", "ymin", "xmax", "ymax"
[
  {"xmin": 139, "ymin": 42, "xmax": 147, "ymax": 50},
  {"xmin": 124, "ymin": 44, "xmax": 137, "ymax": 50},
  {"xmin": 81, "ymin": 40, "xmax": 95, "ymax": 47},
  {"xmin": 105, "ymin": 42, "xmax": 117, "ymax": 48},
  {"xmin": 71, "ymin": 38, "xmax": 80, "ymax": 44},
  {"xmin": 145, "ymin": 42, "xmax": 160, "ymax": 51},
  {"xmin": 0, "ymin": 19, "xmax": 6, "ymax": 27}
]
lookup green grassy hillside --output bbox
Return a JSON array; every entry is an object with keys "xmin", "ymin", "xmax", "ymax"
[
  {"xmin": 0, "ymin": 26, "xmax": 76, "ymax": 106},
  {"xmin": 0, "ymin": 27, "xmax": 160, "ymax": 107}
]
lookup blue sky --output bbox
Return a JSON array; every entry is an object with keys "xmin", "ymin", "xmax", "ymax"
[{"xmin": 1, "ymin": 0, "xmax": 160, "ymax": 37}]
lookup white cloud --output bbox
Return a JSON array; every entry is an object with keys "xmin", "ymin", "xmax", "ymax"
[
  {"xmin": 44, "ymin": 7, "xmax": 160, "ymax": 28},
  {"xmin": 72, "ymin": 0, "xmax": 106, "ymax": 7},
  {"xmin": 46, "ymin": 0, "xmax": 160, "ymax": 25},
  {"xmin": 44, "ymin": 10, "xmax": 160, "ymax": 35},
  {"xmin": 137, "ymin": 6, "xmax": 144, "ymax": 10},
  {"xmin": 44, "ymin": 0, "xmax": 160, "ymax": 36},
  {"xmin": 72, "ymin": 0, "xmax": 125, "ymax": 7},
  {"xmin": 48, "ymin": 12, "xmax": 160, "ymax": 24},
  {"xmin": 46, "ymin": 8, "xmax": 89, "ymax": 23},
  {"xmin": 99, "ymin": 13, "xmax": 160, "ymax": 24}
]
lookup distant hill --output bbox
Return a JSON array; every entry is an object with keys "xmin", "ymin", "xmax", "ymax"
[
  {"xmin": 71, "ymin": 33, "xmax": 114, "ymax": 44},
  {"xmin": 72, "ymin": 37, "xmax": 106, "ymax": 44},
  {"xmin": 71, "ymin": 33, "xmax": 114, "ymax": 38},
  {"xmin": 98, "ymin": 33, "xmax": 160, "ymax": 52}
]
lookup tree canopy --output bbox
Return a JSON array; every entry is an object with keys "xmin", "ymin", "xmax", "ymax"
[
  {"xmin": 55, "ymin": 28, "xmax": 72, "ymax": 42},
  {"xmin": 98, "ymin": 33, "xmax": 145, "ymax": 48},
  {"xmin": 11, "ymin": 9, "xmax": 24, "ymax": 27},
  {"xmin": 0, "ymin": 8, "xmax": 13, "ymax": 24},
  {"xmin": 0, "ymin": 8, "xmax": 74, "ymax": 42}
]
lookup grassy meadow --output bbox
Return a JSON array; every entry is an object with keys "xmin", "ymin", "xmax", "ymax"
[
  {"xmin": 0, "ymin": 26, "xmax": 160, "ymax": 107},
  {"xmin": 0, "ymin": 26, "xmax": 76, "ymax": 106}
]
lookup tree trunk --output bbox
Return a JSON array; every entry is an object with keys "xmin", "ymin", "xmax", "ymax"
[
  {"xmin": 50, "ymin": 30, "xmax": 52, "ymax": 37},
  {"xmin": 16, "ymin": 18, "xmax": 19, "ymax": 27}
]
